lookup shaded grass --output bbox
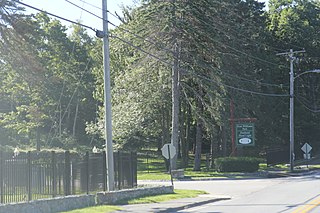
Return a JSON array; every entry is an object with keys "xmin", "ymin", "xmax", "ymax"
[
  {"xmin": 60, "ymin": 205, "xmax": 121, "ymax": 213},
  {"xmin": 116, "ymin": 189, "xmax": 207, "ymax": 205},
  {"xmin": 60, "ymin": 189, "xmax": 206, "ymax": 213},
  {"xmin": 138, "ymin": 171, "xmax": 171, "ymax": 180}
]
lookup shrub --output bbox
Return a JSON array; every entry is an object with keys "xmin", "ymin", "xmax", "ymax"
[{"xmin": 214, "ymin": 157, "xmax": 262, "ymax": 172}]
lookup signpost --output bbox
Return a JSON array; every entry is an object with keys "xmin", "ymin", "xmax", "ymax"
[
  {"xmin": 161, "ymin": 143, "xmax": 176, "ymax": 160},
  {"xmin": 236, "ymin": 123, "xmax": 255, "ymax": 147},
  {"xmin": 161, "ymin": 144, "xmax": 176, "ymax": 187},
  {"xmin": 301, "ymin": 143, "xmax": 312, "ymax": 161}
]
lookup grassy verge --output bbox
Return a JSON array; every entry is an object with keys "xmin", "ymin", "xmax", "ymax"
[
  {"xmin": 60, "ymin": 189, "xmax": 206, "ymax": 213},
  {"xmin": 60, "ymin": 205, "xmax": 121, "ymax": 213},
  {"xmin": 117, "ymin": 189, "xmax": 207, "ymax": 205}
]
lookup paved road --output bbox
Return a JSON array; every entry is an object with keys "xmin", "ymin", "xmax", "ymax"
[{"xmin": 138, "ymin": 172, "xmax": 320, "ymax": 213}]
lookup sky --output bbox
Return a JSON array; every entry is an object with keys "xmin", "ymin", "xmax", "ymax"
[
  {"xmin": 20, "ymin": 0, "xmax": 268, "ymax": 35},
  {"xmin": 21, "ymin": 0, "xmax": 136, "ymax": 33}
]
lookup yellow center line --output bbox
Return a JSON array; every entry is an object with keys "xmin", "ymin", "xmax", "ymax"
[{"xmin": 292, "ymin": 196, "xmax": 320, "ymax": 213}]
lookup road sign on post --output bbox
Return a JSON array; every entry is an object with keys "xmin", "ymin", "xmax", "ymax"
[
  {"xmin": 161, "ymin": 143, "xmax": 176, "ymax": 187},
  {"xmin": 301, "ymin": 143, "xmax": 312, "ymax": 160},
  {"xmin": 236, "ymin": 123, "xmax": 255, "ymax": 146},
  {"xmin": 161, "ymin": 143, "xmax": 176, "ymax": 159}
]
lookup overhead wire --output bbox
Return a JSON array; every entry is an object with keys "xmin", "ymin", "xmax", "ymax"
[
  {"xmin": 295, "ymin": 96, "xmax": 320, "ymax": 113},
  {"xmin": 65, "ymin": 0, "xmax": 102, "ymax": 20},
  {"xmin": 18, "ymin": 0, "xmax": 291, "ymax": 99},
  {"xmin": 110, "ymin": 34, "xmax": 173, "ymax": 66},
  {"xmin": 13, "ymin": 0, "xmax": 98, "ymax": 32},
  {"xmin": 188, "ymin": 0, "xmax": 305, "ymax": 52},
  {"xmin": 75, "ymin": 0, "xmax": 102, "ymax": 10},
  {"xmin": 65, "ymin": 0, "xmax": 288, "ymax": 89},
  {"xmin": 107, "ymin": 16, "xmax": 289, "ymax": 97},
  {"xmin": 219, "ymin": 70, "xmax": 289, "ymax": 88},
  {"xmin": 184, "ymin": 70, "xmax": 289, "ymax": 97},
  {"xmin": 107, "ymin": 12, "xmax": 288, "ymax": 88},
  {"xmin": 108, "ymin": 20, "xmax": 174, "ymax": 55}
]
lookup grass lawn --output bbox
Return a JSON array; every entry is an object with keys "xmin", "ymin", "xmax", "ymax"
[
  {"xmin": 60, "ymin": 205, "xmax": 121, "ymax": 213},
  {"xmin": 60, "ymin": 189, "xmax": 206, "ymax": 213}
]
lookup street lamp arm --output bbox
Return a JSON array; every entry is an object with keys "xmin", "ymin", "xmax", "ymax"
[{"xmin": 294, "ymin": 69, "xmax": 320, "ymax": 80}]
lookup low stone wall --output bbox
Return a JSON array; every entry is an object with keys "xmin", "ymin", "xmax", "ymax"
[
  {"xmin": 97, "ymin": 185, "xmax": 174, "ymax": 205},
  {"xmin": 0, "ymin": 186, "xmax": 173, "ymax": 213},
  {"xmin": 0, "ymin": 195, "xmax": 95, "ymax": 213}
]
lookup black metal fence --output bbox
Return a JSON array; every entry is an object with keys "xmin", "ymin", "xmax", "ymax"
[{"xmin": 0, "ymin": 151, "xmax": 137, "ymax": 204}]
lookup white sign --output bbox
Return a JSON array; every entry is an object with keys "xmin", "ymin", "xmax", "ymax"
[
  {"xmin": 301, "ymin": 143, "xmax": 312, "ymax": 153},
  {"xmin": 161, "ymin": 143, "xmax": 176, "ymax": 160},
  {"xmin": 239, "ymin": 138, "xmax": 252, "ymax": 145}
]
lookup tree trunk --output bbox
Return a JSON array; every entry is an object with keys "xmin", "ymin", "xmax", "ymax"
[
  {"xmin": 210, "ymin": 132, "xmax": 215, "ymax": 169},
  {"xmin": 184, "ymin": 104, "xmax": 191, "ymax": 167},
  {"xmin": 180, "ymin": 103, "xmax": 187, "ymax": 168},
  {"xmin": 72, "ymin": 97, "xmax": 79, "ymax": 137},
  {"xmin": 36, "ymin": 127, "xmax": 40, "ymax": 152},
  {"xmin": 222, "ymin": 125, "xmax": 227, "ymax": 157},
  {"xmin": 193, "ymin": 120, "xmax": 203, "ymax": 171}
]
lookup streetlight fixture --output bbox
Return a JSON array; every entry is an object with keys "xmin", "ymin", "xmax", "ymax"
[{"xmin": 290, "ymin": 68, "xmax": 320, "ymax": 172}]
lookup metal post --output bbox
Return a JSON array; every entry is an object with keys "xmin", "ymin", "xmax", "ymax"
[
  {"xmin": 0, "ymin": 151, "xmax": 3, "ymax": 204},
  {"xmin": 167, "ymin": 145, "xmax": 174, "ymax": 188},
  {"xmin": 27, "ymin": 151, "xmax": 32, "ymax": 201},
  {"xmin": 230, "ymin": 100, "xmax": 236, "ymax": 156},
  {"xmin": 64, "ymin": 151, "xmax": 71, "ymax": 196},
  {"xmin": 102, "ymin": 151, "xmax": 107, "ymax": 191},
  {"xmin": 51, "ymin": 151, "xmax": 56, "ymax": 198},
  {"xmin": 102, "ymin": 0, "xmax": 115, "ymax": 192},
  {"xmin": 85, "ymin": 151, "xmax": 89, "ymax": 194},
  {"xmin": 277, "ymin": 49, "xmax": 305, "ymax": 172},
  {"xmin": 289, "ymin": 49, "xmax": 294, "ymax": 172}
]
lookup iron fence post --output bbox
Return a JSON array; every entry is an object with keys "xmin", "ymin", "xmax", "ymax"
[
  {"xmin": 64, "ymin": 151, "xmax": 71, "ymax": 196},
  {"xmin": 51, "ymin": 151, "xmax": 56, "ymax": 197},
  {"xmin": 27, "ymin": 151, "xmax": 32, "ymax": 201},
  {"xmin": 117, "ymin": 151, "xmax": 121, "ymax": 190},
  {"xmin": 85, "ymin": 151, "xmax": 89, "ymax": 194},
  {"xmin": 0, "ymin": 151, "xmax": 3, "ymax": 203},
  {"xmin": 102, "ymin": 151, "xmax": 106, "ymax": 191}
]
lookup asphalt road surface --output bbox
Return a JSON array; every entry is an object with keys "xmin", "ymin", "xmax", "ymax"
[{"xmin": 139, "ymin": 172, "xmax": 320, "ymax": 213}]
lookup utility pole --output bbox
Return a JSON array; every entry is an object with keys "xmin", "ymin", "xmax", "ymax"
[
  {"xmin": 277, "ymin": 49, "xmax": 305, "ymax": 172},
  {"xmin": 101, "ymin": 0, "xmax": 114, "ymax": 191},
  {"xmin": 171, "ymin": 0, "xmax": 179, "ymax": 170}
]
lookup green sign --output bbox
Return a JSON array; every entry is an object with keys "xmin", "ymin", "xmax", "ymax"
[{"xmin": 236, "ymin": 123, "xmax": 255, "ymax": 146}]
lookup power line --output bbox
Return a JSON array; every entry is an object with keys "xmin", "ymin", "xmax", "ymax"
[
  {"xmin": 295, "ymin": 96, "xmax": 320, "ymax": 113},
  {"xmin": 108, "ymin": 20, "xmax": 174, "ymax": 55},
  {"xmin": 112, "ymin": 31, "xmax": 288, "ymax": 97},
  {"xmin": 65, "ymin": 0, "xmax": 102, "ymax": 20},
  {"xmin": 189, "ymin": 1, "xmax": 305, "ymax": 52},
  {"xmin": 111, "ymin": 34, "xmax": 173, "ymax": 66},
  {"xmin": 185, "ymin": 70, "xmax": 289, "ymax": 97},
  {"xmin": 14, "ymin": 0, "xmax": 97, "ymax": 32},
  {"xmin": 177, "ymin": 3, "xmax": 287, "ymax": 68},
  {"xmin": 75, "ymin": 0, "xmax": 102, "ymax": 10},
  {"xmin": 108, "ymin": 21, "xmax": 287, "ymax": 88}
]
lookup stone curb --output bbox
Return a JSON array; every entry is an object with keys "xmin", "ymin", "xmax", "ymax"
[{"xmin": 156, "ymin": 197, "xmax": 231, "ymax": 213}]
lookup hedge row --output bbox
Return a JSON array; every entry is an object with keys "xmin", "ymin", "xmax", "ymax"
[{"xmin": 214, "ymin": 157, "xmax": 263, "ymax": 172}]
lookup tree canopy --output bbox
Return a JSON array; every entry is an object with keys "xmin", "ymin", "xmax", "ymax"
[{"xmin": 1, "ymin": 0, "xmax": 320, "ymax": 167}]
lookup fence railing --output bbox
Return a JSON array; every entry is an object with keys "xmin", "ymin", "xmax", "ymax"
[{"xmin": 0, "ymin": 151, "xmax": 137, "ymax": 204}]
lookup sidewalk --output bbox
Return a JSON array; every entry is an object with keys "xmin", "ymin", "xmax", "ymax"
[{"xmin": 112, "ymin": 195, "xmax": 230, "ymax": 213}]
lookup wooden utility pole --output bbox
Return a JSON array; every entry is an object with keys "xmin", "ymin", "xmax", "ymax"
[
  {"xmin": 171, "ymin": 0, "xmax": 179, "ymax": 170},
  {"xmin": 102, "ymin": 0, "xmax": 114, "ymax": 191}
]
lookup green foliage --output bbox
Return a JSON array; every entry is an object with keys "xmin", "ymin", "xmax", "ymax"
[{"xmin": 214, "ymin": 157, "xmax": 263, "ymax": 172}]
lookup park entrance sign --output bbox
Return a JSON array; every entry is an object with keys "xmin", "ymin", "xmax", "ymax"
[{"xmin": 236, "ymin": 123, "xmax": 255, "ymax": 146}]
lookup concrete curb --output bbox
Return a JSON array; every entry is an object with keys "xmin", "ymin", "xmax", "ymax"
[{"xmin": 156, "ymin": 197, "xmax": 231, "ymax": 213}]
